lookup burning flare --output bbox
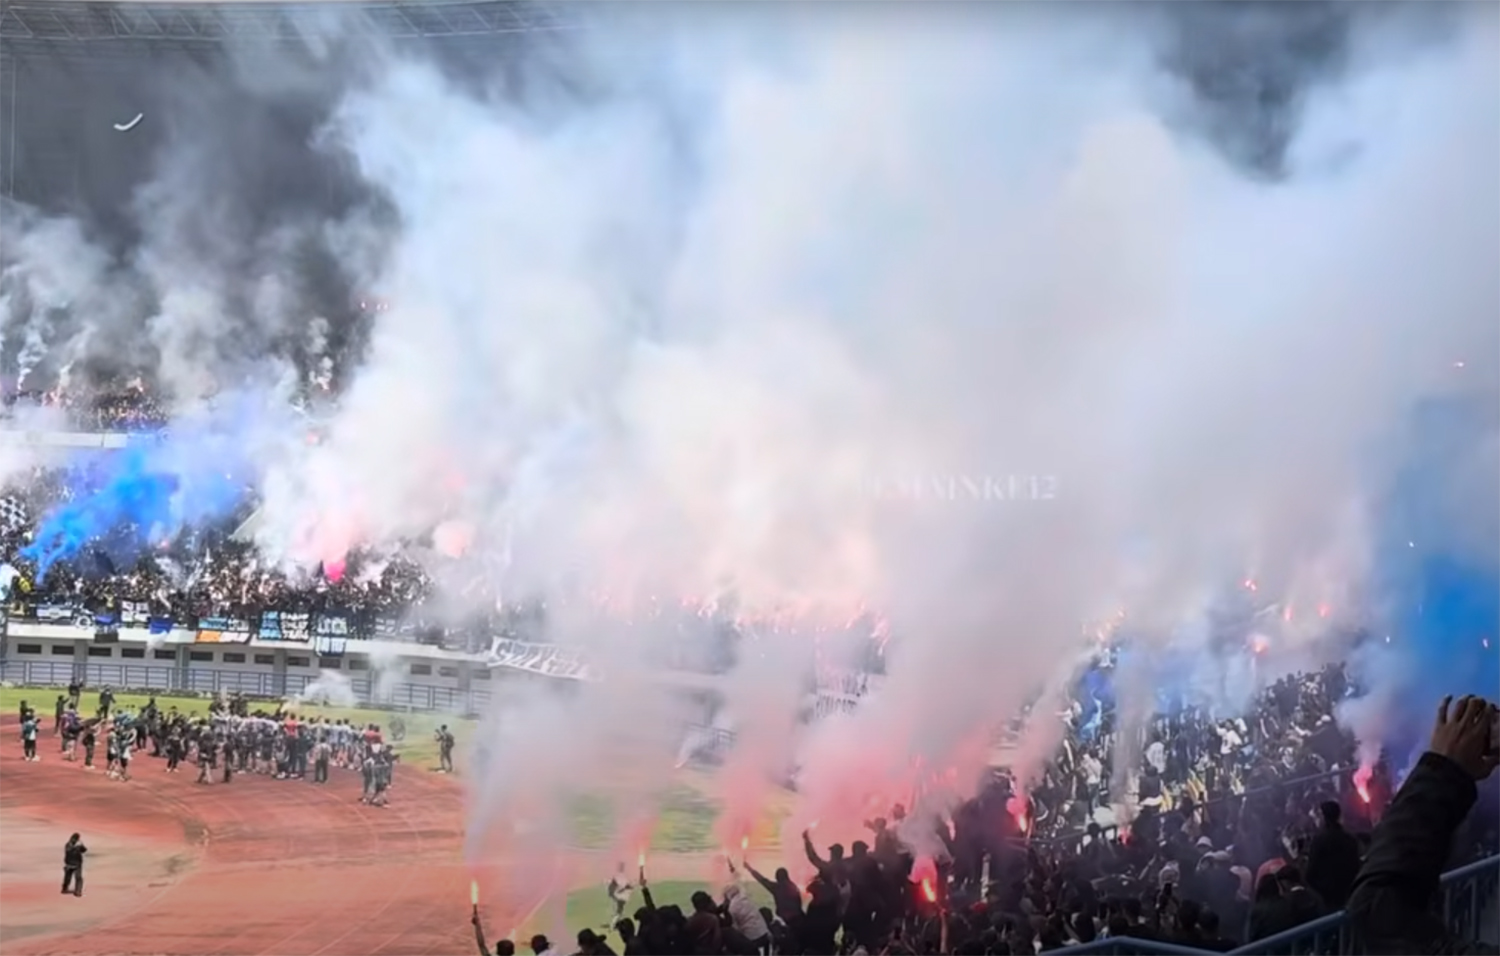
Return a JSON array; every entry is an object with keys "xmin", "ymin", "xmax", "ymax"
[{"xmin": 1353, "ymin": 765, "xmax": 1372, "ymax": 805}]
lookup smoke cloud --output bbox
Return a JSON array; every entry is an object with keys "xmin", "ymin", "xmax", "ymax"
[{"xmin": 1, "ymin": 2, "xmax": 1495, "ymax": 888}]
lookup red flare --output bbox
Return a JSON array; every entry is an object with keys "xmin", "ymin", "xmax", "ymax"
[{"xmin": 921, "ymin": 878, "xmax": 937, "ymax": 903}]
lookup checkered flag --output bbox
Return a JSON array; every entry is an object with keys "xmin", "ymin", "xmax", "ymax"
[{"xmin": 0, "ymin": 495, "xmax": 28, "ymax": 535}]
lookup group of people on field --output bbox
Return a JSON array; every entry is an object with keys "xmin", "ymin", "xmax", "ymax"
[{"xmin": 16, "ymin": 682, "xmax": 410, "ymax": 806}]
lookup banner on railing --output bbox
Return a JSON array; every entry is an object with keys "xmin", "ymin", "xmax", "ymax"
[
  {"xmin": 120, "ymin": 600, "xmax": 151, "ymax": 627},
  {"xmin": 36, "ymin": 602, "xmax": 90, "ymax": 627},
  {"xmin": 314, "ymin": 634, "xmax": 347, "ymax": 656},
  {"xmin": 314, "ymin": 612, "xmax": 350, "ymax": 638},
  {"xmin": 196, "ymin": 616, "xmax": 252, "ymax": 644},
  {"xmin": 258, "ymin": 611, "xmax": 311, "ymax": 643}
]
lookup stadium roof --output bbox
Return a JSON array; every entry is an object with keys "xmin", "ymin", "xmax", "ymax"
[{"xmin": 0, "ymin": 0, "xmax": 582, "ymax": 48}]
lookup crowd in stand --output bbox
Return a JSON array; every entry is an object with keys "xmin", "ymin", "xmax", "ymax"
[
  {"xmin": 1024, "ymin": 666, "xmax": 1355, "ymax": 844},
  {"xmin": 0, "ymin": 462, "xmax": 737, "ymax": 664},
  {"xmin": 0, "ymin": 463, "xmax": 435, "ymax": 622},
  {"xmin": 474, "ymin": 687, "xmax": 1494, "ymax": 954},
  {"xmin": 3, "ymin": 382, "xmax": 169, "ymax": 432}
]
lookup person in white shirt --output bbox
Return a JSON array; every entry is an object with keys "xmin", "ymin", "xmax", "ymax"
[
  {"xmin": 722, "ymin": 883, "xmax": 771, "ymax": 954},
  {"xmin": 604, "ymin": 863, "xmax": 632, "ymax": 926},
  {"xmin": 1145, "ymin": 739, "xmax": 1167, "ymax": 775}
]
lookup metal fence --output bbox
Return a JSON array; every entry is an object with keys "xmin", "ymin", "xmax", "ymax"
[
  {"xmin": 1227, "ymin": 853, "xmax": 1500, "ymax": 955},
  {"xmin": 1063, "ymin": 854, "xmax": 1500, "ymax": 955},
  {"xmin": 0, "ymin": 659, "xmax": 492, "ymax": 714},
  {"xmin": 1063, "ymin": 939, "xmax": 1220, "ymax": 955}
]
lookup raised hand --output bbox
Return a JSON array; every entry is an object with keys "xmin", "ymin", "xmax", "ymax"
[{"xmin": 1430, "ymin": 695, "xmax": 1500, "ymax": 781}]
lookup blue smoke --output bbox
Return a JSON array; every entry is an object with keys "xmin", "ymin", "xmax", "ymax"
[
  {"xmin": 22, "ymin": 404, "xmax": 267, "ymax": 579},
  {"xmin": 1358, "ymin": 393, "xmax": 1500, "ymax": 764}
]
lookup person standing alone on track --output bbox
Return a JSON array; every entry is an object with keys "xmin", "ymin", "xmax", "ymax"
[
  {"xmin": 62, "ymin": 834, "xmax": 86, "ymax": 897},
  {"xmin": 20, "ymin": 711, "xmax": 39, "ymax": 761},
  {"xmin": 437, "ymin": 725, "xmax": 455, "ymax": 773}
]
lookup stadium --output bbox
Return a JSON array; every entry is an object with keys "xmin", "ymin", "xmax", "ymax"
[{"xmin": 0, "ymin": 1, "xmax": 1498, "ymax": 955}]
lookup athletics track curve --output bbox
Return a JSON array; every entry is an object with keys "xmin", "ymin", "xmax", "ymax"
[{"xmin": 0, "ymin": 717, "xmax": 559, "ymax": 956}]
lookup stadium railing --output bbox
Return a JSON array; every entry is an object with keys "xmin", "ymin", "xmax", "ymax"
[
  {"xmin": 1061, "ymin": 938, "xmax": 1221, "ymax": 955},
  {"xmin": 1226, "ymin": 853, "xmax": 1500, "ymax": 954},
  {"xmin": 0, "ymin": 659, "xmax": 493, "ymax": 713},
  {"xmin": 1062, "ymin": 853, "xmax": 1500, "ymax": 955}
]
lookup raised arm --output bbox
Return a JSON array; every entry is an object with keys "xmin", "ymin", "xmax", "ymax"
[
  {"xmin": 640, "ymin": 877, "xmax": 657, "ymax": 914},
  {"xmin": 744, "ymin": 862, "xmax": 778, "ymax": 897},
  {"xmin": 802, "ymin": 831, "xmax": 830, "ymax": 876},
  {"xmin": 471, "ymin": 911, "xmax": 489, "ymax": 956},
  {"xmin": 1346, "ymin": 696, "xmax": 1496, "ymax": 955}
]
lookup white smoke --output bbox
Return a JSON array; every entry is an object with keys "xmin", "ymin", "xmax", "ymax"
[
  {"xmin": 363, "ymin": 641, "xmax": 405, "ymax": 704},
  {"xmin": 0, "ymin": 2, "xmax": 1494, "ymax": 887},
  {"xmin": 283, "ymin": 7, "xmax": 1494, "ymax": 847},
  {"xmin": 293, "ymin": 668, "xmax": 358, "ymax": 708}
]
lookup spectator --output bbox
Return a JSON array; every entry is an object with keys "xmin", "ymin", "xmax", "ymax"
[
  {"xmin": 1248, "ymin": 872, "xmax": 1291, "ymax": 942},
  {"xmin": 1346, "ymin": 695, "xmax": 1500, "ymax": 956},
  {"xmin": 1306, "ymin": 799, "xmax": 1362, "ymax": 908}
]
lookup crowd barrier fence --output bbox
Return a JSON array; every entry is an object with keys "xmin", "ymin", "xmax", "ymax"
[
  {"xmin": 1063, "ymin": 853, "xmax": 1500, "ymax": 955},
  {"xmin": 0, "ymin": 659, "xmax": 492, "ymax": 714}
]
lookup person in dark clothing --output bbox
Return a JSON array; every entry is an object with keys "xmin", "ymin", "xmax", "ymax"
[
  {"xmin": 1306, "ymin": 799, "xmax": 1362, "ymax": 909},
  {"xmin": 1274, "ymin": 866, "xmax": 1324, "ymax": 928},
  {"xmin": 1198, "ymin": 910, "xmax": 1237, "ymax": 952},
  {"xmin": 575, "ymin": 928, "xmax": 616, "ymax": 955},
  {"xmin": 1248, "ymin": 872, "xmax": 1295, "ymax": 942},
  {"xmin": 685, "ymin": 891, "xmax": 722, "ymax": 955},
  {"xmin": 1346, "ymin": 694, "xmax": 1500, "ymax": 956},
  {"xmin": 81, "ymin": 725, "xmax": 96, "ymax": 769},
  {"xmin": 196, "ymin": 736, "xmax": 215, "ymax": 784},
  {"xmin": 166, "ymin": 730, "xmax": 183, "ymax": 772},
  {"xmin": 62, "ymin": 834, "xmax": 86, "ymax": 897},
  {"xmin": 436, "ymin": 725, "xmax": 456, "ymax": 773},
  {"xmin": 743, "ymin": 862, "xmax": 804, "ymax": 923}
]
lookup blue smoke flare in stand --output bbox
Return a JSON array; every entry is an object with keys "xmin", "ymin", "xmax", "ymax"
[
  {"xmin": 22, "ymin": 417, "xmax": 259, "ymax": 579},
  {"xmin": 1360, "ymin": 392, "xmax": 1500, "ymax": 765}
]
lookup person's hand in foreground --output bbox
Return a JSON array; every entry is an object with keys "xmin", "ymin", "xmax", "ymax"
[{"xmin": 1429, "ymin": 695, "xmax": 1499, "ymax": 782}]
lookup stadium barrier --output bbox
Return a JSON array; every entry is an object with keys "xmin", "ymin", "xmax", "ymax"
[
  {"xmin": 1225, "ymin": 853, "xmax": 1500, "ymax": 955},
  {"xmin": 0, "ymin": 659, "xmax": 493, "ymax": 714},
  {"xmin": 1062, "ymin": 854, "xmax": 1500, "ymax": 954},
  {"xmin": 1061, "ymin": 938, "xmax": 1225, "ymax": 955}
]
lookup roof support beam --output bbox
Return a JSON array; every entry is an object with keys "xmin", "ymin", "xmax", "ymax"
[{"xmin": 0, "ymin": 1, "xmax": 584, "ymax": 44}]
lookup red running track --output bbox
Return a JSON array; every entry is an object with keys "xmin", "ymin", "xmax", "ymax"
[{"xmin": 0, "ymin": 717, "xmax": 556, "ymax": 956}]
